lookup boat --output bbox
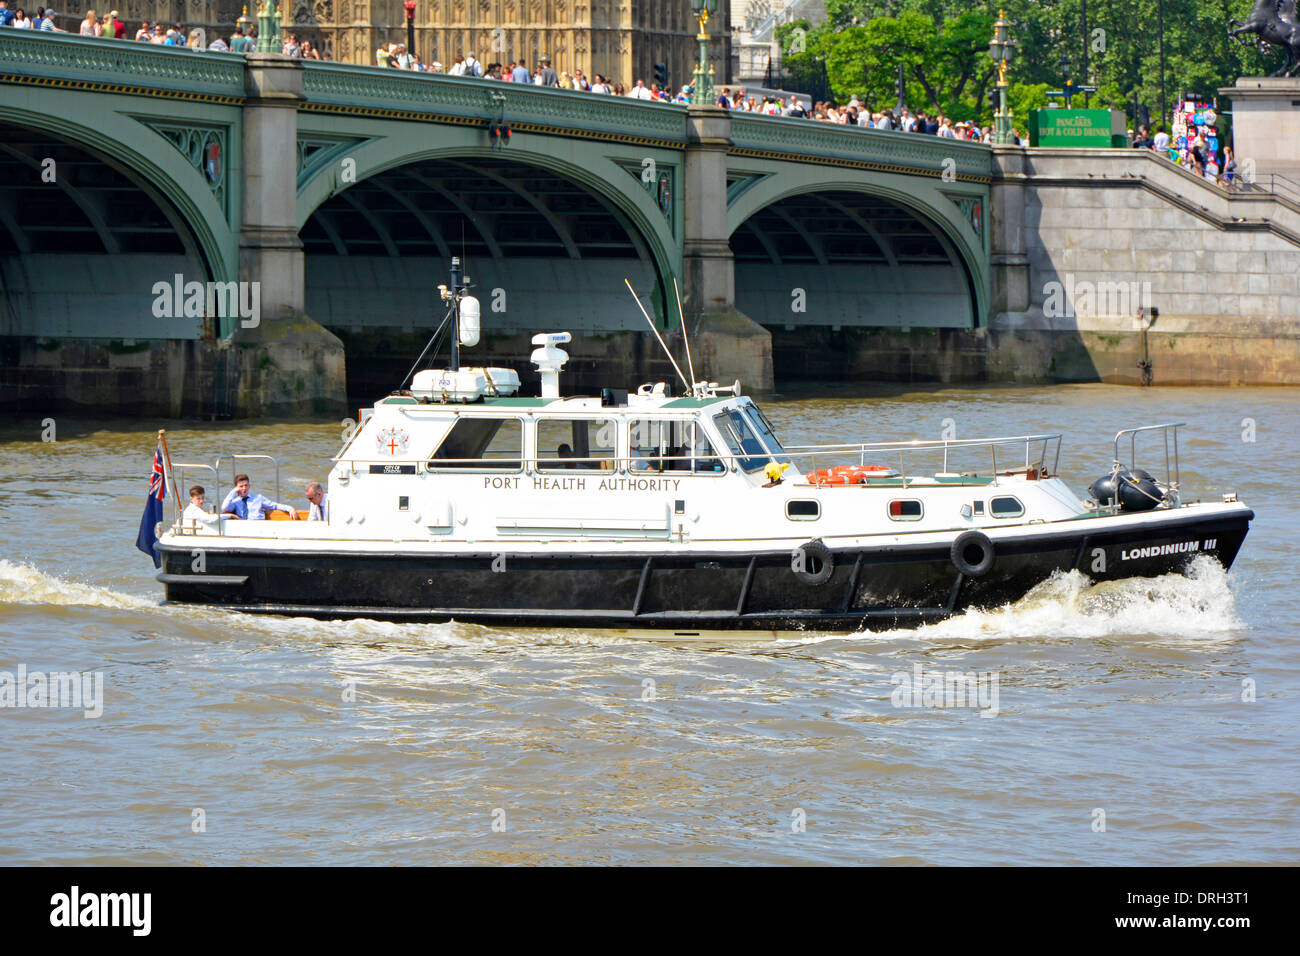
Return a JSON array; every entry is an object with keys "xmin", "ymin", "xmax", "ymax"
[{"xmin": 153, "ymin": 262, "xmax": 1253, "ymax": 634}]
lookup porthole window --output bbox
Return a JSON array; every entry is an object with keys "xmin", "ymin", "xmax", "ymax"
[
  {"xmin": 786, "ymin": 499, "xmax": 820, "ymax": 520},
  {"xmin": 888, "ymin": 499, "xmax": 923, "ymax": 521},
  {"xmin": 990, "ymin": 495, "xmax": 1024, "ymax": 518}
]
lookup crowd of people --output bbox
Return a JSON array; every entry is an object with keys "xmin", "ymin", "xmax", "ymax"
[
  {"xmin": 1130, "ymin": 124, "xmax": 1238, "ymax": 187},
  {"xmin": 0, "ymin": 10, "xmax": 1004, "ymax": 138},
  {"xmin": 0, "ymin": 2, "xmax": 61, "ymax": 29},
  {"xmin": 369, "ymin": 45, "xmax": 1009, "ymax": 138}
]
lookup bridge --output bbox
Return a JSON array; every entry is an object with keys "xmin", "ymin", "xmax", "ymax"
[
  {"xmin": 4, "ymin": 32, "xmax": 1299, "ymax": 415},
  {"xmin": 0, "ymin": 30, "xmax": 993, "ymax": 413}
]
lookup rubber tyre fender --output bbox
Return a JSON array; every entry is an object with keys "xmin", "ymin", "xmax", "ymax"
[
  {"xmin": 792, "ymin": 539, "xmax": 835, "ymax": 586},
  {"xmin": 951, "ymin": 530, "xmax": 995, "ymax": 577}
]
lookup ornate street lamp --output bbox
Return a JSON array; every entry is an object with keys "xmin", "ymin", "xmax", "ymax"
[
  {"xmin": 404, "ymin": 1, "xmax": 416, "ymax": 60},
  {"xmin": 255, "ymin": 0, "xmax": 281, "ymax": 53},
  {"xmin": 988, "ymin": 10, "xmax": 1017, "ymax": 144},
  {"xmin": 691, "ymin": 0, "xmax": 717, "ymax": 106}
]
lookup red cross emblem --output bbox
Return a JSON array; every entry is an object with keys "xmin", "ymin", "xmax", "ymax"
[{"xmin": 376, "ymin": 427, "xmax": 409, "ymax": 456}]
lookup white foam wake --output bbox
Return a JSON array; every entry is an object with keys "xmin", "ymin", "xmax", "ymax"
[
  {"xmin": 0, "ymin": 559, "xmax": 153, "ymax": 610},
  {"xmin": 875, "ymin": 554, "xmax": 1242, "ymax": 642}
]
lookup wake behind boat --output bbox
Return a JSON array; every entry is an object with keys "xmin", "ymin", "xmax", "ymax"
[{"xmin": 149, "ymin": 263, "xmax": 1253, "ymax": 633}]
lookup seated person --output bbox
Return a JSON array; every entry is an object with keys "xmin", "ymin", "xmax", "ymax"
[
  {"xmin": 556, "ymin": 443, "xmax": 575, "ymax": 469},
  {"xmin": 304, "ymin": 481, "xmax": 329, "ymax": 521},
  {"xmin": 663, "ymin": 444, "xmax": 692, "ymax": 471},
  {"xmin": 221, "ymin": 473, "xmax": 297, "ymax": 520},
  {"xmin": 182, "ymin": 485, "xmax": 222, "ymax": 525},
  {"xmin": 629, "ymin": 437, "xmax": 658, "ymax": 471}
]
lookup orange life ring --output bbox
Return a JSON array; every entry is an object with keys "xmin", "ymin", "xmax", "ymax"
[{"xmin": 810, "ymin": 464, "xmax": 897, "ymax": 486}]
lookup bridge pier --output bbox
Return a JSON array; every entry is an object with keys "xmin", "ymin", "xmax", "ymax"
[
  {"xmin": 240, "ymin": 55, "xmax": 307, "ymax": 326},
  {"xmin": 233, "ymin": 54, "xmax": 346, "ymax": 417},
  {"xmin": 678, "ymin": 106, "xmax": 774, "ymax": 392},
  {"xmin": 989, "ymin": 145, "xmax": 1031, "ymax": 319}
]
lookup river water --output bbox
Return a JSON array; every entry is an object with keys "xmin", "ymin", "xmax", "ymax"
[{"xmin": 1, "ymin": 383, "xmax": 1296, "ymax": 865}]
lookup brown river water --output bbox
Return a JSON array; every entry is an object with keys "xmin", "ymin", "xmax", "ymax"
[{"xmin": 0, "ymin": 383, "xmax": 1296, "ymax": 865}]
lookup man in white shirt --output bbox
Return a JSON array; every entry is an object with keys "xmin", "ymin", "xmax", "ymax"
[
  {"xmin": 221, "ymin": 474, "xmax": 297, "ymax": 520},
  {"xmin": 183, "ymin": 485, "xmax": 221, "ymax": 525},
  {"xmin": 1152, "ymin": 127, "xmax": 1170, "ymax": 152},
  {"xmin": 628, "ymin": 79, "xmax": 653, "ymax": 100},
  {"xmin": 305, "ymin": 482, "xmax": 329, "ymax": 521}
]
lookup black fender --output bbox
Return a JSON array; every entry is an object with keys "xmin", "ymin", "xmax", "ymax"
[
  {"xmin": 951, "ymin": 530, "xmax": 995, "ymax": 577},
  {"xmin": 792, "ymin": 539, "xmax": 835, "ymax": 585}
]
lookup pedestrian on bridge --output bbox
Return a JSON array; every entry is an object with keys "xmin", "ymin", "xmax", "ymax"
[
  {"xmin": 539, "ymin": 56, "xmax": 559, "ymax": 87},
  {"xmin": 78, "ymin": 7, "xmax": 97, "ymax": 34}
]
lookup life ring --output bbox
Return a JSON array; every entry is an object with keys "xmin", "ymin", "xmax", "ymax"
[
  {"xmin": 951, "ymin": 530, "xmax": 995, "ymax": 577},
  {"xmin": 811, "ymin": 465, "xmax": 897, "ymax": 486},
  {"xmin": 792, "ymin": 539, "xmax": 835, "ymax": 585}
]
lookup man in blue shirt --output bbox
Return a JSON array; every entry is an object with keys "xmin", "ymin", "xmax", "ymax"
[
  {"xmin": 0, "ymin": 2, "xmax": 16, "ymax": 26},
  {"xmin": 221, "ymin": 473, "xmax": 298, "ymax": 520}
]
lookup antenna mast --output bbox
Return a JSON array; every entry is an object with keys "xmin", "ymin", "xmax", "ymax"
[
  {"xmin": 672, "ymin": 277, "xmax": 698, "ymax": 395},
  {"xmin": 448, "ymin": 256, "xmax": 462, "ymax": 371}
]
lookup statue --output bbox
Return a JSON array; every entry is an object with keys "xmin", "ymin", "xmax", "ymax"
[{"xmin": 1229, "ymin": 0, "xmax": 1300, "ymax": 76}]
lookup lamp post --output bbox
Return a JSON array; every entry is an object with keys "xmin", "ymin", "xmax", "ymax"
[
  {"xmin": 404, "ymin": 1, "xmax": 416, "ymax": 60},
  {"xmin": 988, "ymin": 10, "xmax": 1017, "ymax": 145},
  {"xmin": 236, "ymin": 5, "xmax": 253, "ymax": 50},
  {"xmin": 255, "ymin": 0, "xmax": 281, "ymax": 53},
  {"xmin": 690, "ymin": 0, "xmax": 717, "ymax": 106}
]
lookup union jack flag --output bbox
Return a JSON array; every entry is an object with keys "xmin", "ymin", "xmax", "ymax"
[
  {"xmin": 136, "ymin": 443, "xmax": 167, "ymax": 567},
  {"xmin": 148, "ymin": 445, "xmax": 167, "ymax": 501}
]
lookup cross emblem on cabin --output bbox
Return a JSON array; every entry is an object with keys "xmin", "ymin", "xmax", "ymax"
[{"xmin": 376, "ymin": 427, "xmax": 409, "ymax": 456}]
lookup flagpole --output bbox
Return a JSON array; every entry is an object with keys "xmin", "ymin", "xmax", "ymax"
[{"xmin": 158, "ymin": 428, "xmax": 181, "ymax": 518}]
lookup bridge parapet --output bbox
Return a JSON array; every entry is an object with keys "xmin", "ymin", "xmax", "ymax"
[
  {"xmin": 299, "ymin": 62, "xmax": 690, "ymax": 147},
  {"xmin": 729, "ymin": 113, "xmax": 992, "ymax": 182},
  {"xmin": 0, "ymin": 29, "xmax": 245, "ymax": 101}
]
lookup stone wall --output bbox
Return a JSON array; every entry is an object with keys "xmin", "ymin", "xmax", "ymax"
[
  {"xmin": 976, "ymin": 144, "xmax": 1300, "ymax": 385},
  {"xmin": 0, "ymin": 311, "xmax": 347, "ymax": 418}
]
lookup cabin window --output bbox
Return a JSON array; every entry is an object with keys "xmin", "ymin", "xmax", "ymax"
[
  {"xmin": 990, "ymin": 495, "xmax": 1024, "ymax": 518},
  {"xmin": 786, "ymin": 499, "xmax": 820, "ymax": 520},
  {"xmin": 630, "ymin": 420, "xmax": 723, "ymax": 474},
  {"xmin": 537, "ymin": 418, "xmax": 616, "ymax": 471},
  {"xmin": 712, "ymin": 409, "xmax": 770, "ymax": 473},
  {"xmin": 743, "ymin": 403, "xmax": 791, "ymax": 462},
  {"xmin": 888, "ymin": 499, "xmax": 923, "ymax": 521},
  {"xmin": 428, "ymin": 416, "xmax": 522, "ymax": 471}
]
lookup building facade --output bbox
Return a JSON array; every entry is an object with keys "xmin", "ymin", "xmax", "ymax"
[
  {"xmin": 54, "ymin": 1, "xmax": 728, "ymax": 90},
  {"xmin": 728, "ymin": 0, "xmax": 823, "ymax": 85}
]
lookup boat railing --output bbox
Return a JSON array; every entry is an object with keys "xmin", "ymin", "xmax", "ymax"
[
  {"xmin": 1113, "ymin": 423, "xmax": 1184, "ymax": 503},
  {"xmin": 334, "ymin": 432, "xmax": 1062, "ymax": 483},
  {"xmin": 785, "ymin": 433, "xmax": 1063, "ymax": 484},
  {"xmin": 165, "ymin": 455, "xmax": 282, "ymax": 534}
]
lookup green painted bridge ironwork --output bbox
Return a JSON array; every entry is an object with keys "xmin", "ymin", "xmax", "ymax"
[{"xmin": 0, "ymin": 30, "xmax": 992, "ymax": 345}]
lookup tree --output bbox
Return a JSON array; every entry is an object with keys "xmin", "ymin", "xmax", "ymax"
[{"xmin": 782, "ymin": 0, "xmax": 1278, "ymax": 126}]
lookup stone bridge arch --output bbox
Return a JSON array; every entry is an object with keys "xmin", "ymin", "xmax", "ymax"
[
  {"xmin": 295, "ymin": 121, "xmax": 686, "ymax": 394},
  {"xmin": 726, "ymin": 168, "xmax": 990, "ymax": 331},
  {"xmin": 0, "ymin": 91, "xmax": 241, "ymax": 339}
]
